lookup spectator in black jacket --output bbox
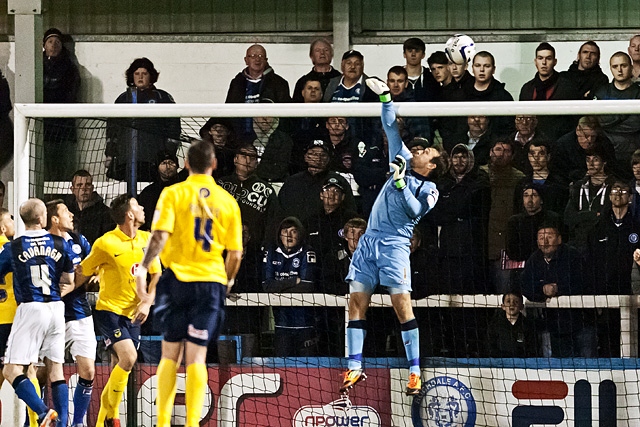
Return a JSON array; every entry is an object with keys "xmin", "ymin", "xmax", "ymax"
[
  {"xmin": 428, "ymin": 143, "xmax": 491, "ymax": 294},
  {"xmin": 105, "ymin": 57, "xmax": 181, "ymax": 183},
  {"xmin": 509, "ymin": 115, "xmax": 550, "ymax": 175},
  {"xmin": 225, "ymin": 44, "xmax": 291, "ymax": 137},
  {"xmin": 565, "ymin": 41, "xmax": 608, "ymax": 99},
  {"xmin": 521, "ymin": 224, "xmax": 596, "ymax": 357},
  {"xmin": 0, "ymin": 68, "xmax": 12, "ymax": 170},
  {"xmin": 551, "ymin": 116, "xmax": 617, "ymax": 184},
  {"xmin": 592, "ymin": 52, "xmax": 640, "ymax": 180},
  {"xmin": 588, "ymin": 180, "xmax": 640, "ymax": 356},
  {"xmin": 305, "ymin": 176, "xmax": 359, "ymax": 295},
  {"xmin": 279, "ymin": 139, "xmax": 356, "ymax": 223},
  {"xmin": 564, "ymin": 147, "xmax": 616, "ymax": 253},
  {"xmin": 464, "ymin": 51, "xmax": 515, "ymax": 138},
  {"xmin": 506, "ymin": 185, "xmax": 562, "ymax": 288},
  {"xmin": 439, "ymin": 58, "xmax": 474, "ymax": 149},
  {"xmin": 64, "ymin": 170, "xmax": 114, "ymax": 244},
  {"xmin": 138, "ymin": 151, "xmax": 180, "ymax": 230},
  {"xmin": 485, "ymin": 292, "xmax": 539, "ymax": 358},
  {"xmin": 519, "ymin": 42, "xmax": 581, "ymax": 141},
  {"xmin": 465, "ymin": 115, "xmax": 494, "ymax": 166},
  {"xmin": 42, "ymin": 28, "xmax": 81, "ymax": 180},
  {"xmin": 198, "ymin": 117, "xmax": 237, "ymax": 179},
  {"xmin": 402, "ymin": 37, "xmax": 441, "ymax": 102},
  {"xmin": 514, "ymin": 140, "xmax": 569, "ymax": 215},
  {"xmin": 292, "ymin": 38, "xmax": 341, "ymax": 103}
]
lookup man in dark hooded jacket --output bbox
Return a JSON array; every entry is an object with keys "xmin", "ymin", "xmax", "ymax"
[{"xmin": 43, "ymin": 28, "xmax": 81, "ymax": 180}]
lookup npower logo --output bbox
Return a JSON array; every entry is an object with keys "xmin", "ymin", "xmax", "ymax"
[{"xmin": 294, "ymin": 398, "xmax": 381, "ymax": 426}]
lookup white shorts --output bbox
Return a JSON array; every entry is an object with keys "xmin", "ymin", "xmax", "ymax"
[
  {"xmin": 5, "ymin": 301, "xmax": 65, "ymax": 365},
  {"xmin": 65, "ymin": 316, "xmax": 97, "ymax": 361}
]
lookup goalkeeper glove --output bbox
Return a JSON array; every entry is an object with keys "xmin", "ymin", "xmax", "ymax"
[
  {"xmin": 366, "ymin": 78, "xmax": 392, "ymax": 103},
  {"xmin": 389, "ymin": 155, "xmax": 407, "ymax": 190}
]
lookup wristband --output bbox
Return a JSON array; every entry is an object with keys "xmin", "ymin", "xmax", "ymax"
[
  {"xmin": 135, "ymin": 265, "xmax": 148, "ymax": 279},
  {"xmin": 380, "ymin": 93, "xmax": 392, "ymax": 103},
  {"xmin": 227, "ymin": 278, "xmax": 236, "ymax": 289},
  {"xmin": 394, "ymin": 179, "xmax": 406, "ymax": 190}
]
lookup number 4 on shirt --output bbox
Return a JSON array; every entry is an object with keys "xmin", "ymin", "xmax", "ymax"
[{"xmin": 194, "ymin": 217, "xmax": 214, "ymax": 252}]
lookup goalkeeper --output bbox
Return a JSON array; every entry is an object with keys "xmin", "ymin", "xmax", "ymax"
[{"xmin": 341, "ymin": 78, "xmax": 446, "ymax": 396}]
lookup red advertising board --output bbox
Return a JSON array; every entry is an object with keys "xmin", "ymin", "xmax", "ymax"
[{"xmin": 68, "ymin": 364, "xmax": 392, "ymax": 426}]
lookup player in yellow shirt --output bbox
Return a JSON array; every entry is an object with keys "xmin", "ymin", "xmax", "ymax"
[
  {"xmin": 77, "ymin": 194, "xmax": 161, "ymax": 427},
  {"xmin": 136, "ymin": 140, "xmax": 243, "ymax": 427},
  {"xmin": 0, "ymin": 208, "xmax": 16, "ymax": 382}
]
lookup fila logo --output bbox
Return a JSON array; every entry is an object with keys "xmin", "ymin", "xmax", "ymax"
[{"xmin": 511, "ymin": 379, "xmax": 616, "ymax": 426}]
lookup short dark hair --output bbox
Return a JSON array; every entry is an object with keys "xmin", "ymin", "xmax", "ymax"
[
  {"xmin": 427, "ymin": 51, "xmax": 449, "ymax": 67},
  {"xmin": 403, "ymin": 37, "xmax": 425, "ymax": 52},
  {"xmin": 580, "ymin": 40, "xmax": 600, "ymax": 58},
  {"xmin": 236, "ymin": 143, "xmax": 258, "ymax": 157},
  {"xmin": 529, "ymin": 139, "xmax": 551, "ymax": 152},
  {"xmin": 502, "ymin": 291, "xmax": 524, "ymax": 304},
  {"xmin": 125, "ymin": 57, "xmax": 159, "ymax": 87},
  {"xmin": 187, "ymin": 139, "xmax": 216, "ymax": 174},
  {"xmin": 45, "ymin": 199, "xmax": 65, "ymax": 230},
  {"xmin": 536, "ymin": 42, "xmax": 556, "ymax": 56},
  {"xmin": 303, "ymin": 76, "xmax": 322, "ymax": 88},
  {"xmin": 110, "ymin": 194, "xmax": 134, "ymax": 225},
  {"xmin": 491, "ymin": 138, "xmax": 515, "ymax": 152},
  {"xmin": 71, "ymin": 169, "xmax": 92, "ymax": 184},
  {"xmin": 387, "ymin": 65, "xmax": 408, "ymax": 79},
  {"xmin": 473, "ymin": 51, "xmax": 495, "ymax": 67},
  {"xmin": 611, "ymin": 180, "xmax": 631, "ymax": 192},
  {"xmin": 428, "ymin": 150, "xmax": 449, "ymax": 180}
]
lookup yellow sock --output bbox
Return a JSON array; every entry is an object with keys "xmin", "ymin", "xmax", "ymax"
[
  {"xmin": 107, "ymin": 364, "xmax": 131, "ymax": 420},
  {"xmin": 27, "ymin": 377, "xmax": 40, "ymax": 427},
  {"xmin": 185, "ymin": 363, "xmax": 208, "ymax": 427},
  {"xmin": 96, "ymin": 376, "xmax": 112, "ymax": 425},
  {"xmin": 155, "ymin": 358, "xmax": 179, "ymax": 427}
]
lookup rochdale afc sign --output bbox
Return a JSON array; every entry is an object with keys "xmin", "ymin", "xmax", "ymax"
[{"xmin": 411, "ymin": 375, "xmax": 476, "ymax": 427}]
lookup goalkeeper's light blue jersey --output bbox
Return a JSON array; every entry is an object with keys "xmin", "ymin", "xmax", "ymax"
[{"xmin": 367, "ymin": 102, "xmax": 439, "ymax": 239}]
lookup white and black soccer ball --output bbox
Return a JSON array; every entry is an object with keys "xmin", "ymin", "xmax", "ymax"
[{"xmin": 445, "ymin": 34, "xmax": 476, "ymax": 65}]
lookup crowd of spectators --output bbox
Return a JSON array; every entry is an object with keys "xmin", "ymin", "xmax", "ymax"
[{"xmin": 5, "ymin": 32, "xmax": 640, "ymax": 361}]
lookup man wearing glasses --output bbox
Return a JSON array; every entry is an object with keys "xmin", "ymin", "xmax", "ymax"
[
  {"xmin": 588, "ymin": 180, "xmax": 640, "ymax": 357},
  {"xmin": 225, "ymin": 44, "xmax": 291, "ymax": 105},
  {"xmin": 64, "ymin": 169, "xmax": 114, "ymax": 244}
]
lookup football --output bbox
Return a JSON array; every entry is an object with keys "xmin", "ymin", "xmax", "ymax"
[{"xmin": 445, "ymin": 34, "xmax": 476, "ymax": 65}]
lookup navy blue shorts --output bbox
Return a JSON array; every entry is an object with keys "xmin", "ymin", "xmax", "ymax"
[
  {"xmin": 93, "ymin": 309, "xmax": 140, "ymax": 350},
  {"xmin": 153, "ymin": 269, "xmax": 225, "ymax": 346},
  {"xmin": 0, "ymin": 323, "xmax": 12, "ymax": 362}
]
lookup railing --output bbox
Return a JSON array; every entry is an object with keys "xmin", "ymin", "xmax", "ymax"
[{"xmin": 224, "ymin": 293, "xmax": 640, "ymax": 358}]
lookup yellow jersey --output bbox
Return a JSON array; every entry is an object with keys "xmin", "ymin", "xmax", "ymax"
[
  {"xmin": 0, "ymin": 236, "xmax": 17, "ymax": 324},
  {"xmin": 80, "ymin": 227, "xmax": 161, "ymax": 319},
  {"xmin": 152, "ymin": 174, "xmax": 242, "ymax": 283}
]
